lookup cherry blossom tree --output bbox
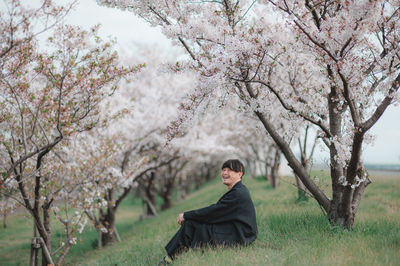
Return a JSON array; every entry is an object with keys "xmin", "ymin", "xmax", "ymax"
[
  {"xmin": 62, "ymin": 43, "xmax": 241, "ymax": 244},
  {"xmin": 0, "ymin": 1, "xmax": 138, "ymax": 264},
  {"xmin": 99, "ymin": 0, "xmax": 400, "ymax": 229},
  {"xmin": 125, "ymin": 46, "xmax": 243, "ymax": 215},
  {"xmin": 60, "ymin": 127, "xmax": 179, "ymax": 247},
  {"xmin": 52, "ymin": 44, "xmax": 190, "ymax": 246},
  {"xmin": 0, "ymin": 2, "xmax": 70, "ymax": 261}
]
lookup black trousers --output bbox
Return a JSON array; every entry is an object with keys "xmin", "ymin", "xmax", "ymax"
[{"xmin": 165, "ymin": 220, "xmax": 213, "ymax": 258}]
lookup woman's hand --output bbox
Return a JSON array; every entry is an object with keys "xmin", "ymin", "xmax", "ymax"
[{"xmin": 177, "ymin": 213, "xmax": 185, "ymax": 225}]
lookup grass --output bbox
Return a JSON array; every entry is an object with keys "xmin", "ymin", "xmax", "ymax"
[
  {"xmin": 1, "ymin": 173, "xmax": 399, "ymax": 266},
  {"xmin": 0, "ymin": 196, "xmax": 143, "ymax": 266}
]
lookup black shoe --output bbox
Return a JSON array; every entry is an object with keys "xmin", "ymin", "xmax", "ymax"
[{"xmin": 157, "ymin": 255, "xmax": 172, "ymax": 265}]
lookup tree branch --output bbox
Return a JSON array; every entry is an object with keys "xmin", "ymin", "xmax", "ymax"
[
  {"xmin": 249, "ymin": 79, "xmax": 332, "ymax": 137},
  {"xmin": 362, "ymin": 72, "xmax": 400, "ymax": 131},
  {"xmin": 244, "ymin": 82, "xmax": 331, "ymax": 212}
]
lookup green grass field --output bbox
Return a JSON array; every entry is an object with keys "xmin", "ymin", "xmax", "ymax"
[{"xmin": 1, "ymin": 172, "xmax": 399, "ymax": 266}]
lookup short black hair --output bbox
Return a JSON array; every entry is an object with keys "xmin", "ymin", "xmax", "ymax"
[{"xmin": 221, "ymin": 159, "xmax": 245, "ymax": 176}]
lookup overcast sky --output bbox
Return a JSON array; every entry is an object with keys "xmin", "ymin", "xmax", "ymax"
[{"xmin": 7, "ymin": 1, "xmax": 400, "ymax": 165}]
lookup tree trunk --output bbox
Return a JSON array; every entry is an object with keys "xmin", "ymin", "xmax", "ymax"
[
  {"xmin": 2, "ymin": 196, "xmax": 10, "ymax": 228},
  {"xmin": 264, "ymin": 161, "xmax": 270, "ymax": 182},
  {"xmin": 161, "ymin": 195, "xmax": 172, "ymax": 210},
  {"xmin": 325, "ymin": 83, "xmax": 373, "ymax": 229},
  {"xmin": 160, "ymin": 166, "xmax": 177, "ymax": 211},
  {"xmin": 55, "ymin": 244, "xmax": 72, "ymax": 266},
  {"xmin": 142, "ymin": 196, "xmax": 158, "ymax": 217},
  {"xmin": 99, "ymin": 211, "xmax": 116, "ymax": 246},
  {"xmin": 2, "ymin": 212, "xmax": 7, "ymax": 228},
  {"xmin": 294, "ymin": 152, "xmax": 309, "ymax": 202},
  {"xmin": 30, "ymin": 224, "xmax": 39, "ymax": 266},
  {"xmin": 294, "ymin": 127, "xmax": 315, "ymax": 202},
  {"xmin": 145, "ymin": 172, "xmax": 157, "ymax": 216},
  {"xmin": 101, "ymin": 224, "xmax": 115, "ymax": 247},
  {"xmin": 160, "ymin": 179, "xmax": 174, "ymax": 210},
  {"xmin": 99, "ymin": 189, "xmax": 117, "ymax": 246},
  {"xmin": 13, "ymin": 145, "xmax": 57, "ymax": 266},
  {"xmin": 205, "ymin": 167, "xmax": 212, "ymax": 181},
  {"xmin": 328, "ymin": 162, "xmax": 371, "ymax": 228},
  {"xmin": 270, "ymin": 148, "xmax": 281, "ymax": 188},
  {"xmin": 138, "ymin": 172, "xmax": 158, "ymax": 217},
  {"xmin": 41, "ymin": 206, "xmax": 51, "ymax": 266},
  {"xmin": 328, "ymin": 177, "xmax": 371, "ymax": 228},
  {"xmin": 29, "ymin": 217, "xmax": 53, "ymax": 266},
  {"xmin": 161, "ymin": 175, "xmax": 174, "ymax": 210},
  {"xmin": 325, "ymin": 84, "xmax": 372, "ymax": 228}
]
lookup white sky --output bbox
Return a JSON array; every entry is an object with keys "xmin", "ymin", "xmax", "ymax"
[
  {"xmin": 363, "ymin": 105, "xmax": 400, "ymax": 164},
  {"xmin": 5, "ymin": 0, "xmax": 400, "ymax": 164},
  {"xmin": 64, "ymin": 1, "xmax": 173, "ymax": 50}
]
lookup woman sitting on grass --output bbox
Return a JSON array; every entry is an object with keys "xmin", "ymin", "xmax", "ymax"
[{"xmin": 159, "ymin": 159, "xmax": 258, "ymax": 265}]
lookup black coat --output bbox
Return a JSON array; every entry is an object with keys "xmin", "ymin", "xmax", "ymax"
[{"xmin": 183, "ymin": 181, "xmax": 257, "ymax": 245}]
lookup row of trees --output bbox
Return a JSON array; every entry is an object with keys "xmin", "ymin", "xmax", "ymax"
[
  {"xmin": 99, "ymin": 0, "xmax": 399, "ymax": 228},
  {"xmin": 0, "ymin": 1, "xmax": 144, "ymax": 264},
  {"xmin": 0, "ymin": 1, "xmax": 272, "ymax": 264},
  {"xmin": 1, "ymin": 0, "xmax": 399, "ymax": 264}
]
